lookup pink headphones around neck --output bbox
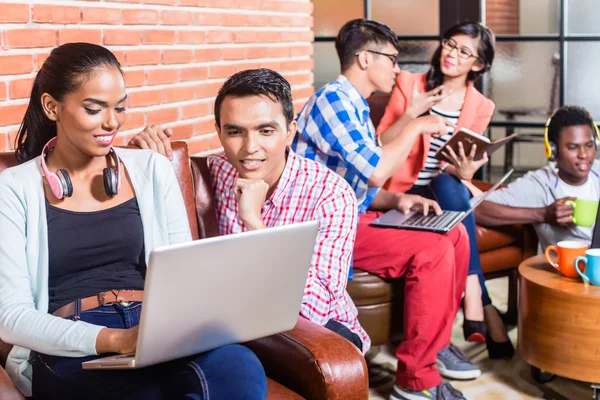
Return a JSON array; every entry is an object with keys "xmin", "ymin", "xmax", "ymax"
[{"xmin": 40, "ymin": 137, "xmax": 121, "ymax": 199}]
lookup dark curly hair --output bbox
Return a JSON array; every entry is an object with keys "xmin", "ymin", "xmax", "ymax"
[{"xmin": 548, "ymin": 105, "xmax": 597, "ymax": 149}]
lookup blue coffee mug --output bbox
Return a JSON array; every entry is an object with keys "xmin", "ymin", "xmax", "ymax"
[{"xmin": 575, "ymin": 249, "xmax": 600, "ymax": 286}]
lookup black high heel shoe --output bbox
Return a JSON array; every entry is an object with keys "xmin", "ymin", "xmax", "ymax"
[{"xmin": 486, "ymin": 307, "xmax": 515, "ymax": 359}]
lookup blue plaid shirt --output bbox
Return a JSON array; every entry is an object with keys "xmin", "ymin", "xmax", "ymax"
[{"xmin": 293, "ymin": 75, "xmax": 381, "ymax": 213}]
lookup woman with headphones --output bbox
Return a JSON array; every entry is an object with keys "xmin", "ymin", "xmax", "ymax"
[
  {"xmin": 476, "ymin": 106, "xmax": 600, "ymax": 255},
  {"xmin": 375, "ymin": 22, "xmax": 513, "ymax": 358},
  {"xmin": 0, "ymin": 43, "xmax": 266, "ymax": 399}
]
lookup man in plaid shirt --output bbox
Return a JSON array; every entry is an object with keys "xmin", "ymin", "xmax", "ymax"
[
  {"xmin": 293, "ymin": 19, "xmax": 479, "ymax": 400},
  {"xmin": 131, "ymin": 69, "xmax": 369, "ymax": 353}
]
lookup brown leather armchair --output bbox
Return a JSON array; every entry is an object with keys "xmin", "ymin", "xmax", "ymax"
[
  {"xmin": 0, "ymin": 144, "xmax": 369, "ymax": 400},
  {"xmin": 346, "ymin": 95, "xmax": 538, "ymax": 348}
]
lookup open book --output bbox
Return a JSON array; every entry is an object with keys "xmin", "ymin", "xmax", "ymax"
[{"xmin": 434, "ymin": 128, "xmax": 518, "ymax": 163}]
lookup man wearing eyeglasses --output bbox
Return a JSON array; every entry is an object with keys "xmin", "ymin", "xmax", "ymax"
[{"xmin": 293, "ymin": 19, "xmax": 477, "ymax": 400}]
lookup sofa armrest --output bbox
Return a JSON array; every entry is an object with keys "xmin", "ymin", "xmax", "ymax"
[
  {"xmin": 245, "ymin": 317, "xmax": 369, "ymax": 400},
  {"xmin": 0, "ymin": 366, "xmax": 24, "ymax": 400}
]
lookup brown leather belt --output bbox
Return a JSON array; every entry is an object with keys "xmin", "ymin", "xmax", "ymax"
[{"xmin": 52, "ymin": 290, "xmax": 144, "ymax": 319}]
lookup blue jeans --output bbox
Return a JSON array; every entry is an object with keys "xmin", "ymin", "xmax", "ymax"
[
  {"xmin": 32, "ymin": 302, "xmax": 267, "ymax": 400},
  {"xmin": 429, "ymin": 174, "xmax": 491, "ymax": 306},
  {"xmin": 408, "ymin": 174, "xmax": 492, "ymax": 306}
]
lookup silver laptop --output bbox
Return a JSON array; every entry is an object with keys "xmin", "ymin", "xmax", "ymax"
[
  {"xmin": 370, "ymin": 169, "xmax": 514, "ymax": 233},
  {"xmin": 82, "ymin": 221, "xmax": 319, "ymax": 370}
]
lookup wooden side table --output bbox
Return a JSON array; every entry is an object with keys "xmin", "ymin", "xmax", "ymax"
[{"xmin": 519, "ymin": 255, "xmax": 600, "ymax": 399}]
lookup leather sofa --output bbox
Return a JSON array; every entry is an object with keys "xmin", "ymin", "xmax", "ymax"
[
  {"xmin": 347, "ymin": 95, "xmax": 539, "ymax": 347},
  {"xmin": 0, "ymin": 143, "xmax": 369, "ymax": 400}
]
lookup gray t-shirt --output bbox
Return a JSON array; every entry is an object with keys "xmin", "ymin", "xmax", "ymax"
[{"xmin": 485, "ymin": 160, "xmax": 600, "ymax": 249}]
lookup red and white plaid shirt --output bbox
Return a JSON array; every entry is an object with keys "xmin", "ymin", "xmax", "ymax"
[{"xmin": 208, "ymin": 150, "xmax": 370, "ymax": 353}]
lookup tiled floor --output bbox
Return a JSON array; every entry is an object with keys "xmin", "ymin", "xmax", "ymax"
[{"xmin": 367, "ymin": 277, "xmax": 593, "ymax": 400}]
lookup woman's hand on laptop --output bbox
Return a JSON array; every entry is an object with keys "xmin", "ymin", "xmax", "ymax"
[
  {"xmin": 96, "ymin": 326, "xmax": 139, "ymax": 354},
  {"xmin": 396, "ymin": 194, "xmax": 442, "ymax": 216},
  {"xmin": 235, "ymin": 178, "xmax": 269, "ymax": 231}
]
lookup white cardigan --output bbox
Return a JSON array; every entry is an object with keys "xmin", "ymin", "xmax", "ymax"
[{"xmin": 0, "ymin": 148, "xmax": 192, "ymax": 395}]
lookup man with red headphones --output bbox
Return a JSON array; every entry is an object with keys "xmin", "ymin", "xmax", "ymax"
[{"xmin": 475, "ymin": 105, "xmax": 600, "ymax": 249}]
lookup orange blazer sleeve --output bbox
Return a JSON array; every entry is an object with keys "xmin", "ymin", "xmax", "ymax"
[{"xmin": 470, "ymin": 97, "xmax": 495, "ymax": 134}]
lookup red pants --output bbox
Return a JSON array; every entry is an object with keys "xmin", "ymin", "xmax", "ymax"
[{"xmin": 354, "ymin": 211, "xmax": 469, "ymax": 390}]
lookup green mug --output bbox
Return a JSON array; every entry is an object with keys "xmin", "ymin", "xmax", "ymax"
[{"xmin": 565, "ymin": 199, "xmax": 599, "ymax": 227}]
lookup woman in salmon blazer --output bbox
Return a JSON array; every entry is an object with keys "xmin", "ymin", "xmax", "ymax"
[{"xmin": 377, "ymin": 22, "xmax": 513, "ymax": 359}]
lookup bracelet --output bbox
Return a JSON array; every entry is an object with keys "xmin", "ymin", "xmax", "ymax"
[{"xmin": 440, "ymin": 164, "xmax": 449, "ymax": 173}]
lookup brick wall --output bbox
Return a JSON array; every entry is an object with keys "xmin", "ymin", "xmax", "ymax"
[
  {"xmin": 0, "ymin": 0, "xmax": 314, "ymax": 155},
  {"xmin": 486, "ymin": 0, "xmax": 520, "ymax": 35}
]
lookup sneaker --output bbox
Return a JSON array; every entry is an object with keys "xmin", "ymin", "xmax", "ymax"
[
  {"xmin": 436, "ymin": 345, "xmax": 481, "ymax": 380},
  {"xmin": 390, "ymin": 382, "xmax": 466, "ymax": 400}
]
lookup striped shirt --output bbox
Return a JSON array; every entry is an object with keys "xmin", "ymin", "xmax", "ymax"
[
  {"xmin": 414, "ymin": 106, "xmax": 461, "ymax": 186},
  {"xmin": 293, "ymin": 75, "xmax": 381, "ymax": 213},
  {"xmin": 208, "ymin": 150, "xmax": 371, "ymax": 353}
]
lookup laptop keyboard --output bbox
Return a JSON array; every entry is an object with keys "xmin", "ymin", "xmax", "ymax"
[{"xmin": 402, "ymin": 210, "xmax": 462, "ymax": 229}]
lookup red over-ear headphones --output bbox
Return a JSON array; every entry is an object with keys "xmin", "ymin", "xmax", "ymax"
[{"xmin": 40, "ymin": 137, "xmax": 121, "ymax": 199}]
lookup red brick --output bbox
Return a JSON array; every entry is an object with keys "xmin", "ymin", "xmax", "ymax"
[
  {"xmin": 291, "ymin": 45, "xmax": 313, "ymax": 57},
  {"xmin": 257, "ymin": 31, "xmax": 281, "ymax": 42},
  {"xmin": 187, "ymin": 134, "xmax": 221, "ymax": 155},
  {"xmin": 0, "ymin": 55, "xmax": 33, "ymax": 75},
  {"xmin": 180, "ymin": 67, "xmax": 209, "ymax": 82},
  {"xmin": 182, "ymin": 102, "xmax": 211, "ymax": 119},
  {"xmin": 222, "ymin": 47, "xmax": 246, "ymax": 60},
  {"xmin": 194, "ymin": 82, "xmax": 221, "ymax": 99},
  {"xmin": 194, "ymin": 121, "xmax": 218, "ymax": 137},
  {"xmin": 194, "ymin": 12, "xmax": 223, "ymax": 26},
  {"xmin": 208, "ymin": 0, "xmax": 235, "ymax": 7},
  {"xmin": 222, "ymin": 14, "xmax": 247, "ymax": 26},
  {"xmin": 5, "ymin": 29, "xmax": 56, "ymax": 49},
  {"xmin": 258, "ymin": 61, "xmax": 280, "ymax": 70},
  {"xmin": 35, "ymin": 53, "xmax": 50, "ymax": 71},
  {"xmin": 284, "ymin": 72, "xmax": 313, "ymax": 86},
  {"xmin": 126, "ymin": 50, "xmax": 161, "ymax": 66},
  {"xmin": 194, "ymin": 48, "xmax": 221, "ymax": 62},
  {"xmin": 147, "ymin": 69, "xmax": 179, "ymax": 85},
  {"xmin": 170, "ymin": 124, "xmax": 194, "ymax": 140},
  {"xmin": 233, "ymin": 31, "xmax": 259, "ymax": 43},
  {"xmin": 177, "ymin": 31, "xmax": 206, "ymax": 44},
  {"xmin": 143, "ymin": 0, "xmax": 177, "ymax": 4},
  {"xmin": 208, "ymin": 64, "xmax": 236, "ymax": 79},
  {"xmin": 237, "ymin": 0, "xmax": 259, "ymax": 9},
  {"xmin": 269, "ymin": 47, "xmax": 290, "ymax": 58},
  {"xmin": 0, "ymin": 83, "xmax": 6, "ymax": 101},
  {"xmin": 123, "ymin": 69, "xmax": 146, "ymax": 87},
  {"xmin": 247, "ymin": 14, "xmax": 269, "ymax": 26},
  {"xmin": 147, "ymin": 108, "xmax": 179, "ymax": 125},
  {"xmin": 81, "ymin": 7, "xmax": 122, "ymax": 24},
  {"xmin": 32, "ymin": 5, "xmax": 80, "ymax": 23},
  {"xmin": 104, "ymin": 30, "xmax": 141, "ymax": 46},
  {"xmin": 292, "ymin": 86, "xmax": 314, "ymax": 100},
  {"xmin": 129, "ymin": 89, "xmax": 163, "ymax": 107},
  {"xmin": 270, "ymin": 15, "xmax": 293, "ymax": 27},
  {"xmin": 207, "ymin": 30, "xmax": 233, "ymax": 44},
  {"xmin": 59, "ymin": 29, "xmax": 102, "ymax": 45},
  {"xmin": 123, "ymin": 9, "xmax": 158, "ymax": 25},
  {"xmin": 247, "ymin": 47, "xmax": 269, "ymax": 59},
  {"xmin": 0, "ymin": 3, "xmax": 30, "ymax": 23},
  {"xmin": 7, "ymin": 130, "xmax": 19, "ymax": 150},
  {"xmin": 161, "ymin": 10, "xmax": 193, "ymax": 25},
  {"xmin": 178, "ymin": 0, "xmax": 209, "ymax": 6},
  {"xmin": 9, "ymin": 78, "xmax": 34, "ymax": 99},
  {"xmin": 143, "ymin": 30, "xmax": 176, "ymax": 44},
  {"xmin": 111, "ymin": 134, "xmax": 129, "ymax": 147},
  {"xmin": 162, "ymin": 50, "xmax": 194, "ymax": 64},
  {"xmin": 235, "ymin": 62, "xmax": 261, "ymax": 72},
  {"xmin": 0, "ymin": 104, "xmax": 28, "ymax": 126},
  {"xmin": 112, "ymin": 51, "xmax": 127, "ymax": 66},
  {"xmin": 164, "ymin": 86, "xmax": 195, "ymax": 103}
]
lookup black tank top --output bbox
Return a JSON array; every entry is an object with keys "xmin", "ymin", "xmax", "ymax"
[{"xmin": 46, "ymin": 197, "xmax": 146, "ymax": 314}]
